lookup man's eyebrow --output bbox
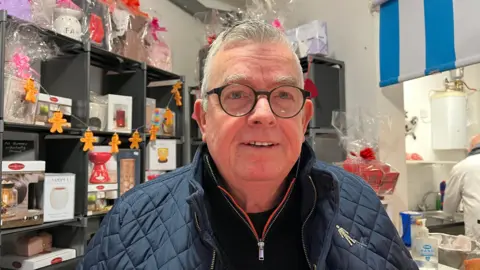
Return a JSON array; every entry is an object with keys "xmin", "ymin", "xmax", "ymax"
[
  {"xmin": 222, "ymin": 74, "xmax": 248, "ymax": 84},
  {"xmin": 274, "ymin": 76, "xmax": 300, "ymax": 86}
]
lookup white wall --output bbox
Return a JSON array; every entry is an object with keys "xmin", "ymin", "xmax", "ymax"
[
  {"xmin": 402, "ymin": 65, "xmax": 480, "ymax": 210},
  {"xmin": 287, "ymin": 0, "xmax": 407, "ymax": 227},
  {"xmin": 140, "ymin": 0, "xmax": 204, "ymax": 85}
]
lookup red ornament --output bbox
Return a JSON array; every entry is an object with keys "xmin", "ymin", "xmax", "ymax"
[
  {"xmin": 207, "ymin": 34, "xmax": 217, "ymax": 45},
  {"xmin": 90, "ymin": 14, "xmax": 105, "ymax": 44},
  {"xmin": 359, "ymin": 147, "xmax": 376, "ymax": 160}
]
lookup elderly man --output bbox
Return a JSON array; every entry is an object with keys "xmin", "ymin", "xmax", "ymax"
[
  {"xmin": 444, "ymin": 135, "xmax": 480, "ymax": 241},
  {"xmin": 78, "ymin": 20, "xmax": 416, "ymax": 270}
]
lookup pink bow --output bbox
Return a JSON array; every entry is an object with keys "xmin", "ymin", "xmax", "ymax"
[
  {"xmin": 272, "ymin": 19, "xmax": 284, "ymax": 32},
  {"xmin": 151, "ymin": 17, "xmax": 167, "ymax": 41},
  {"xmin": 12, "ymin": 52, "xmax": 31, "ymax": 79}
]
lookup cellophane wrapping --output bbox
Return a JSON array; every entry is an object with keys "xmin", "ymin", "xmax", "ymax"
[
  {"xmin": 81, "ymin": 0, "xmax": 114, "ymax": 49},
  {"xmin": 332, "ymin": 109, "xmax": 399, "ymax": 196},
  {"xmin": 244, "ymin": 0, "xmax": 295, "ymax": 31},
  {"xmin": 109, "ymin": 0, "xmax": 149, "ymax": 62},
  {"xmin": 144, "ymin": 16, "xmax": 172, "ymax": 71},
  {"xmin": 3, "ymin": 19, "xmax": 59, "ymax": 124}
]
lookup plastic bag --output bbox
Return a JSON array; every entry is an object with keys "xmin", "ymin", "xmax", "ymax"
[
  {"xmin": 110, "ymin": 0, "xmax": 149, "ymax": 62},
  {"xmin": 145, "ymin": 17, "xmax": 171, "ymax": 71},
  {"xmin": 0, "ymin": 0, "xmax": 33, "ymax": 21},
  {"xmin": 3, "ymin": 19, "xmax": 58, "ymax": 124},
  {"xmin": 332, "ymin": 109, "xmax": 399, "ymax": 196},
  {"xmin": 244, "ymin": 0, "xmax": 295, "ymax": 30}
]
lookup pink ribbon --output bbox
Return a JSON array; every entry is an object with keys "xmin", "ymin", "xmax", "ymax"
[
  {"xmin": 12, "ymin": 52, "xmax": 31, "ymax": 79},
  {"xmin": 272, "ymin": 19, "xmax": 284, "ymax": 32},
  {"xmin": 151, "ymin": 17, "xmax": 167, "ymax": 41}
]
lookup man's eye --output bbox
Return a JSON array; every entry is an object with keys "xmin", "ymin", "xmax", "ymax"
[
  {"xmin": 278, "ymin": 92, "xmax": 293, "ymax": 99},
  {"xmin": 228, "ymin": 91, "xmax": 245, "ymax": 99}
]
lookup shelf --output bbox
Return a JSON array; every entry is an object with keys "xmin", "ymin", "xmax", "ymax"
[
  {"xmin": 90, "ymin": 44, "xmax": 143, "ymax": 72},
  {"xmin": 406, "ymin": 160, "xmax": 458, "ymax": 165},
  {"xmin": 4, "ymin": 123, "xmax": 136, "ymax": 138},
  {"xmin": 38, "ymin": 256, "xmax": 83, "ymax": 270},
  {"xmin": 6, "ymin": 15, "xmax": 84, "ymax": 55},
  {"xmin": 1, "ymin": 218, "xmax": 81, "ymax": 235},
  {"xmin": 146, "ymin": 65, "xmax": 181, "ymax": 82}
]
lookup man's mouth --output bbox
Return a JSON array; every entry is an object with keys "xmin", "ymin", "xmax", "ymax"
[{"xmin": 242, "ymin": 141, "xmax": 279, "ymax": 148}]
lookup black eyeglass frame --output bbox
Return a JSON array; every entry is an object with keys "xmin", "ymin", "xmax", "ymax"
[{"xmin": 206, "ymin": 83, "xmax": 311, "ymax": 119}]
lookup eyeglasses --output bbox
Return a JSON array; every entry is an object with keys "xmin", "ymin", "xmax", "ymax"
[{"xmin": 206, "ymin": 83, "xmax": 310, "ymax": 118}]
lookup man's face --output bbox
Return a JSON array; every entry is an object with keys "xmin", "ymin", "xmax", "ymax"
[{"xmin": 194, "ymin": 41, "xmax": 313, "ymax": 183}]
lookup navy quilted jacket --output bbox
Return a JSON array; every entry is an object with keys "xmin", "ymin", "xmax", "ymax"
[{"xmin": 78, "ymin": 143, "xmax": 418, "ymax": 270}]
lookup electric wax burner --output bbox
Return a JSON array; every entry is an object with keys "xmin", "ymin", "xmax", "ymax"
[{"xmin": 88, "ymin": 152, "xmax": 112, "ymax": 184}]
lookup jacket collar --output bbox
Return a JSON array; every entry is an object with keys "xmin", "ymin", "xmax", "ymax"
[
  {"xmin": 186, "ymin": 142, "xmax": 339, "ymax": 269},
  {"xmin": 469, "ymin": 144, "xmax": 480, "ymax": 156}
]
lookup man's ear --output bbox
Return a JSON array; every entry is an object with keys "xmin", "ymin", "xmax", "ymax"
[
  {"xmin": 193, "ymin": 99, "xmax": 207, "ymax": 141},
  {"xmin": 302, "ymin": 99, "xmax": 314, "ymax": 134}
]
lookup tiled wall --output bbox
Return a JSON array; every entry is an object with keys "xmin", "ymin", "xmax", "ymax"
[{"xmin": 406, "ymin": 164, "xmax": 454, "ymax": 211}]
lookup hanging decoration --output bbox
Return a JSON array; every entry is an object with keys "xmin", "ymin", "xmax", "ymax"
[
  {"xmin": 129, "ymin": 130, "xmax": 142, "ymax": 149},
  {"xmin": 80, "ymin": 129, "xmax": 97, "ymax": 151},
  {"xmin": 24, "ymin": 78, "xmax": 38, "ymax": 103},
  {"xmin": 48, "ymin": 111, "xmax": 67, "ymax": 133},
  {"xmin": 149, "ymin": 125, "xmax": 159, "ymax": 141},
  {"xmin": 171, "ymin": 81, "xmax": 183, "ymax": 106},
  {"xmin": 109, "ymin": 133, "xmax": 121, "ymax": 153}
]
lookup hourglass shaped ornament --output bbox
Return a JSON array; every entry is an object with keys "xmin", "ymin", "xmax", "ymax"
[
  {"xmin": 88, "ymin": 152, "xmax": 112, "ymax": 184},
  {"xmin": 53, "ymin": 7, "xmax": 83, "ymax": 41}
]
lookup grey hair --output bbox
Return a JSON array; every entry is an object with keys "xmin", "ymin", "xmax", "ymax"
[{"xmin": 200, "ymin": 20, "xmax": 303, "ymax": 110}]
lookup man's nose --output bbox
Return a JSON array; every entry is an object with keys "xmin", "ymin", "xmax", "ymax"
[{"xmin": 247, "ymin": 97, "xmax": 276, "ymax": 127}]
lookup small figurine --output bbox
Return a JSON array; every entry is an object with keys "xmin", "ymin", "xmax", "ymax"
[
  {"xmin": 109, "ymin": 133, "xmax": 121, "ymax": 153},
  {"xmin": 24, "ymin": 78, "xmax": 38, "ymax": 103},
  {"xmin": 48, "ymin": 111, "xmax": 67, "ymax": 133},
  {"xmin": 149, "ymin": 125, "xmax": 159, "ymax": 141},
  {"xmin": 80, "ymin": 129, "xmax": 97, "ymax": 152},
  {"xmin": 129, "ymin": 130, "xmax": 143, "ymax": 149},
  {"xmin": 171, "ymin": 81, "xmax": 183, "ymax": 107}
]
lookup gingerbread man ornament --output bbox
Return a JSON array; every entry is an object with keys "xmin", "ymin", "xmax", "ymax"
[
  {"xmin": 80, "ymin": 129, "xmax": 97, "ymax": 152},
  {"xmin": 48, "ymin": 111, "xmax": 67, "ymax": 133},
  {"xmin": 109, "ymin": 133, "xmax": 121, "ymax": 154},
  {"xmin": 129, "ymin": 130, "xmax": 142, "ymax": 149}
]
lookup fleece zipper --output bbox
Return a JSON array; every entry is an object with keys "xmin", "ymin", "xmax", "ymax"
[{"xmin": 205, "ymin": 156, "xmax": 296, "ymax": 261}]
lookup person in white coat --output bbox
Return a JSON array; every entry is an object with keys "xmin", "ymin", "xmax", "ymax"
[{"xmin": 444, "ymin": 135, "xmax": 480, "ymax": 241}]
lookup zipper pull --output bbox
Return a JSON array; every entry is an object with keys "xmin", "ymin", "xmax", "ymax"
[{"xmin": 258, "ymin": 241, "xmax": 265, "ymax": 261}]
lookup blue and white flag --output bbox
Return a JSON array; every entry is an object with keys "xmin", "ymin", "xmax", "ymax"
[{"xmin": 378, "ymin": 0, "xmax": 480, "ymax": 87}]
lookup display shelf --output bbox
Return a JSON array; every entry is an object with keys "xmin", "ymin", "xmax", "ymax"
[
  {"xmin": 1, "ymin": 217, "xmax": 82, "ymax": 235},
  {"xmin": 0, "ymin": 9, "xmax": 192, "ymax": 263},
  {"xmin": 38, "ymin": 256, "xmax": 83, "ymax": 270}
]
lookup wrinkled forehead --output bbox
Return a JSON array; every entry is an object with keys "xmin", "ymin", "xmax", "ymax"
[{"xmin": 211, "ymin": 42, "xmax": 302, "ymax": 89}]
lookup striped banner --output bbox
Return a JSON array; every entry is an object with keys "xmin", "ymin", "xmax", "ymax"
[{"xmin": 379, "ymin": 0, "xmax": 480, "ymax": 87}]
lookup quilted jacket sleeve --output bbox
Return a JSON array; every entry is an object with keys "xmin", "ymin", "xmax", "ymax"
[{"xmin": 76, "ymin": 197, "xmax": 135, "ymax": 270}]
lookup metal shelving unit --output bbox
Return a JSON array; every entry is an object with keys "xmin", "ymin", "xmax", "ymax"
[{"xmin": 0, "ymin": 10, "xmax": 192, "ymax": 268}]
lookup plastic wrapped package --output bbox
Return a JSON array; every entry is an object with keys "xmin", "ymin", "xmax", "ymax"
[
  {"xmin": 145, "ymin": 17, "xmax": 171, "ymax": 71},
  {"xmin": 3, "ymin": 20, "xmax": 58, "ymax": 124},
  {"xmin": 286, "ymin": 20, "xmax": 328, "ymax": 58},
  {"xmin": 332, "ymin": 109, "xmax": 399, "ymax": 196},
  {"xmin": 244, "ymin": 0, "xmax": 295, "ymax": 30},
  {"xmin": 74, "ymin": 0, "xmax": 114, "ymax": 48},
  {"xmin": 110, "ymin": 0, "xmax": 148, "ymax": 62},
  {"xmin": 194, "ymin": 9, "xmax": 226, "ymax": 47}
]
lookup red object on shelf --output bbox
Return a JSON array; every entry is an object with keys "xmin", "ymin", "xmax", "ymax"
[
  {"xmin": 90, "ymin": 14, "xmax": 105, "ymax": 44},
  {"xmin": 343, "ymin": 148, "xmax": 399, "ymax": 195},
  {"xmin": 89, "ymin": 152, "xmax": 112, "ymax": 184}
]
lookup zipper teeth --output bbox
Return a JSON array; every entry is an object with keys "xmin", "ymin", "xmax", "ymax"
[
  {"xmin": 302, "ymin": 176, "xmax": 318, "ymax": 270},
  {"xmin": 194, "ymin": 212, "xmax": 201, "ymax": 233},
  {"xmin": 261, "ymin": 186, "xmax": 294, "ymax": 241},
  {"xmin": 210, "ymin": 251, "xmax": 216, "ymax": 270},
  {"xmin": 205, "ymin": 157, "xmax": 259, "ymax": 240}
]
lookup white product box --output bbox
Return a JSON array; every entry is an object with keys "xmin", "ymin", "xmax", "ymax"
[
  {"xmin": 42, "ymin": 173, "xmax": 75, "ymax": 222},
  {"xmin": 35, "ymin": 93, "xmax": 72, "ymax": 127},
  {"xmin": 0, "ymin": 248, "xmax": 76, "ymax": 270},
  {"xmin": 147, "ymin": 139, "xmax": 177, "ymax": 171},
  {"xmin": 106, "ymin": 94, "xmax": 132, "ymax": 133},
  {"xmin": 286, "ymin": 20, "xmax": 328, "ymax": 57}
]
